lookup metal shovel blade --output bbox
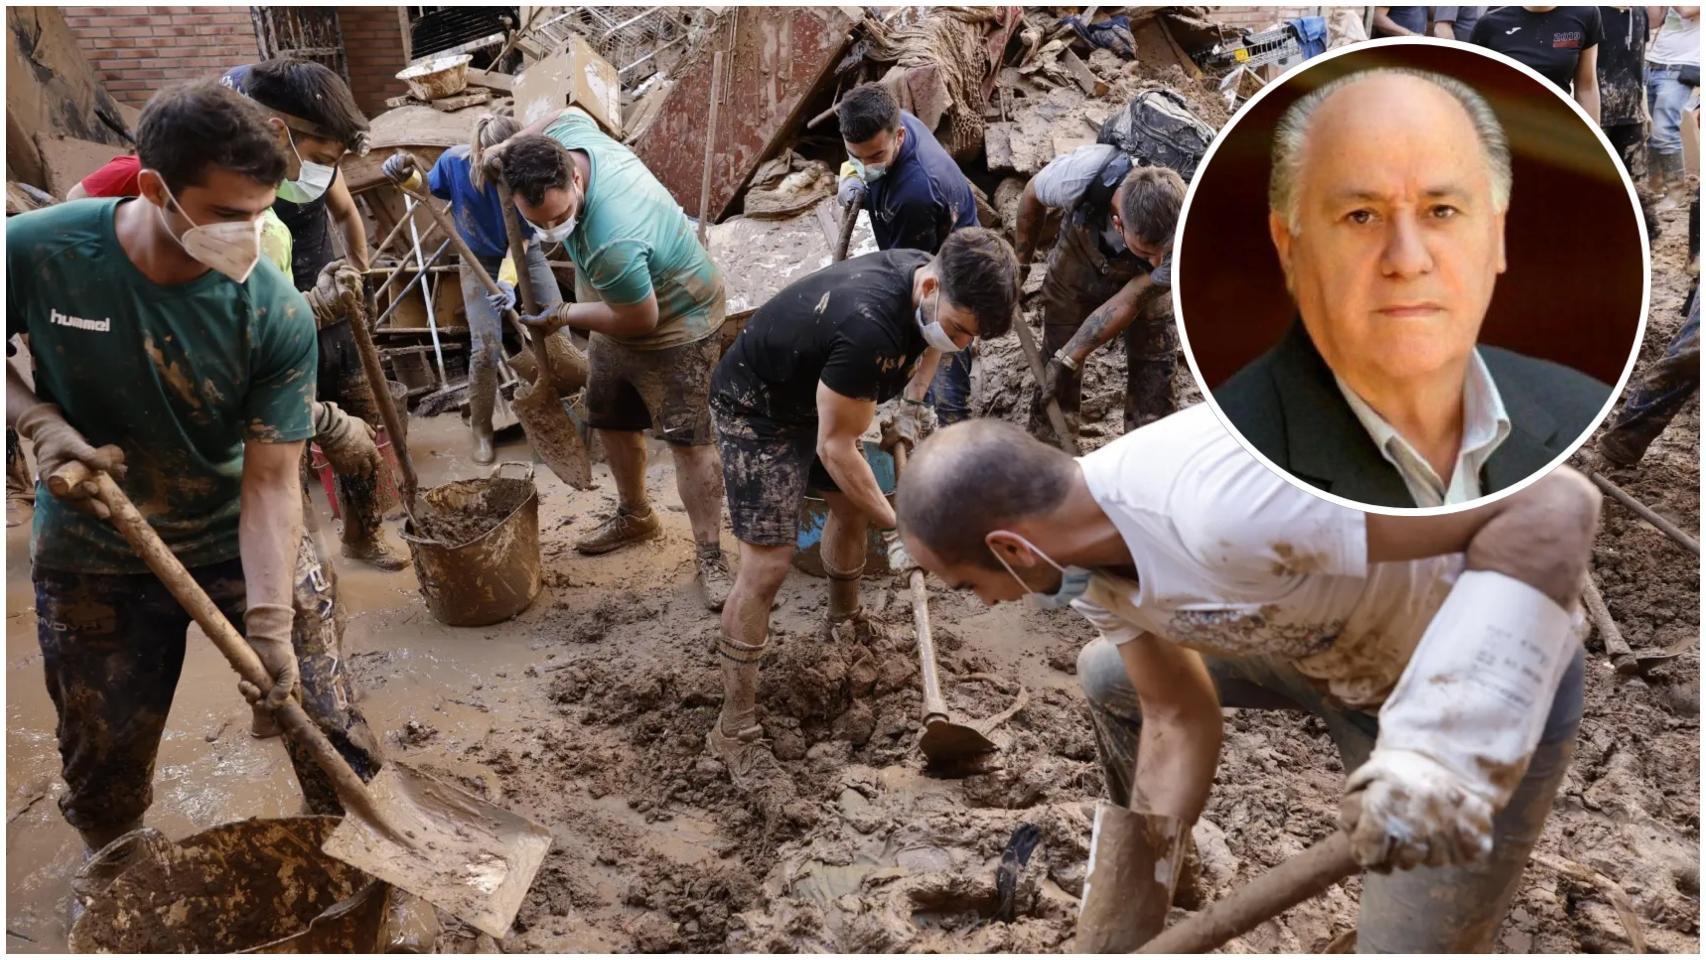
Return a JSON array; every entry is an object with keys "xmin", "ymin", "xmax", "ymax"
[
  {"xmin": 919, "ymin": 716, "xmax": 999, "ymax": 771},
  {"xmin": 321, "ymin": 762, "xmax": 551, "ymax": 940}
]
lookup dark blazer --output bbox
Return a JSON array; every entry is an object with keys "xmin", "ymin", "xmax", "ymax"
[{"xmin": 1215, "ymin": 321, "xmax": 1612, "ymax": 508}]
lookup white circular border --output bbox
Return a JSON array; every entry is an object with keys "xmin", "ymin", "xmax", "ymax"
[{"xmin": 1171, "ymin": 35, "xmax": 1653, "ymax": 517}]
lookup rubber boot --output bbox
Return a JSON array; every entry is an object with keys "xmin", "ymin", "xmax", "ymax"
[
  {"xmin": 250, "ymin": 702, "xmax": 281, "ymax": 739},
  {"xmin": 1654, "ymin": 152, "xmax": 1685, "ymax": 213},
  {"xmin": 71, "ymin": 825, "xmax": 167, "ymax": 928},
  {"xmin": 1074, "ymin": 802, "xmax": 1189, "ymax": 952},
  {"xmin": 468, "ymin": 356, "xmax": 497, "ymax": 466}
]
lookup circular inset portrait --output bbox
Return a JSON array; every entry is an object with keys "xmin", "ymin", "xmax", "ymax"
[{"xmin": 1176, "ymin": 38, "xmax": 1647, "ymax": 514}]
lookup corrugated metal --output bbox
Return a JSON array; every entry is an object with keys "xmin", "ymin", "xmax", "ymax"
[{"xmin": 629, "ymin": 6, "xmax": 857, "ymax": 224}]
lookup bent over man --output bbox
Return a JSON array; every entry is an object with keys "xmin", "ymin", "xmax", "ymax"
[{"xmin": 897, "ymin": 408, "xmax": 1599, "ymax": 951}]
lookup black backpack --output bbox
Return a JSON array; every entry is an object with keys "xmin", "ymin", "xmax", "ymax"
[{"xmin": 1097, "ymin": 88, "xmax": 1215, "ymax": 183}]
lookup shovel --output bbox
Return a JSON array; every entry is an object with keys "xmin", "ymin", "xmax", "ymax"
[
  {"xmin": 48, "ymin": 461, "xmax": 552, "ymax": 939},
  {"xmin": 892, "ymin": 444, "xmax": 1001, "ymax": 771},
  {"xmin": 1012, "ymin": 313, "xmax": 1079, "ymax": 456},
  {"xmin": 338, "ymin": 284, "xmax": 419, "ymax": 521},
  {"xmin": 395, "ymin": 163, "xmax": 594, "ymax": 490}
]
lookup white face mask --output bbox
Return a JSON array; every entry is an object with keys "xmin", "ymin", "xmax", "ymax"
[
  {"xmin": 150, "ymin": 173, "xmax": 263, "ymax": 284},
  {"xmin": 276, "ymin": 126, "xmax": 336, "ymax": 204},
  {"xmin": 916, "ymin": 284, "xmax": 964, "ymax": 354},
  {"xmin": 852, "ymin": 157, "xmax": 888, "ymax": 183},
  {"xmin": 527, "ymin": 183, "xmax": 581, "ymax": 243},
  {"xmin": 989, "ymin": 532, "xmax": 1092, "ymax": 610}
]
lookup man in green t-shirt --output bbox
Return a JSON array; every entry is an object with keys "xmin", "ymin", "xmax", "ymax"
[
  {"xmin": 496, "ymin": 109, "xmax": 733, "ymax": 610},
  {"xmin": 5, "ymin": 82, "xmax": 382, "ymax": 862}
]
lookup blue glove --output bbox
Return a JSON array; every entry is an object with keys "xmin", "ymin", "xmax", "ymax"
[
  {"xmin": 486, "ymin": 281, "xmax": 517, "ymax": 315},
  {"xmin": 381, "ymin": 153, "xmax": 414, "ymax": 184}
]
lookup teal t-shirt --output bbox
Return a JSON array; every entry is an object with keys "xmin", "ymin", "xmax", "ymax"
[
  {"xmin": 7, "ymin": 198, "xmax": 318, "ymax": 574},
  {"xmin": 543, "ymin": 109, "xmax": 725, "ymax": 349}
]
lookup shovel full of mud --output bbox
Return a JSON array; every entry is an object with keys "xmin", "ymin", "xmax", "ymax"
[{"xmin": 49, "ymin": 462, "xmax": 552, "ymax": 940}]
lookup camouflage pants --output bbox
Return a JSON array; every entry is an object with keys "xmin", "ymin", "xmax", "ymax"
[
  {"xmin": 1030, "ymin": 290, "xmax": 1177, "ymax": 441},
  {"xmin": 33, "ymin": 534, "xmax": 382, "ymax": 841},
  {"xmin": 1076, "ymin": 637, "xmax": 1584, "ymax": 952}
]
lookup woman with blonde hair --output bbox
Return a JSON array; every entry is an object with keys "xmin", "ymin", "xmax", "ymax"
[{"xmin": 382, "ymin": 110, "xmax": 564, "ymax": 462}]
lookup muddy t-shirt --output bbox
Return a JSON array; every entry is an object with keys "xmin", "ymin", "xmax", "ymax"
[
  {"xmin": 711, "ymin": 249, "xmax": 930, "ymax": 439},
  {"xmin": 1070, "ymin": 403, "xmax": 1478, "ymax": 710},
  {"xmin": 543, "ymin": 108, "xmax": 725, "ymax": 350},
  {"xmin": 7, "ymin": 198, "xmax": 318, "ymax": 575},
  {"xmin": 1596, "ymin": 6, "xmax": 1649, "ymax": 127},
  {"xmin": 1471, "ymin": 6, "xmax": 1602, "ymax": 94}
]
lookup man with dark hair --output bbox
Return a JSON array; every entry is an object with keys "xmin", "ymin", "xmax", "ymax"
[
  {"xmin": 1013, "ymin": 154, "xmax": 1185, "ymax": 444},
  {"xmin": 704, "ymin": 227, "xmax": 1019, "ymax": 787},
  {"xmin": 836, "ymin": 83, "xmax": 980, "ymax": 427},
  {"xmin": 222, "ymin": 58, "xmax": 403, "ymax": 571},
  {"xmin": 5, "ymin": 81, "xmax": 382, "ymax": 875},
  {"xmin": 497, "ymin": 108, "xmax": 733, "ymax": 610},
  {"xmin": 896, "ymin": 410, "xmax": 1599, "ymax": 951}
]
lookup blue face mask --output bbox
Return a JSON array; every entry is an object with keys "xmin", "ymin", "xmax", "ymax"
[{"xmin": 989, "ymin": 532, "xmax": 1092, "ymax": 609}]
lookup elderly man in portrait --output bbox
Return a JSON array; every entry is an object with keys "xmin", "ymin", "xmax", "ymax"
[{"xmin": 1215, "ymin": 68, "xmax": 1611, "ymax": 509}]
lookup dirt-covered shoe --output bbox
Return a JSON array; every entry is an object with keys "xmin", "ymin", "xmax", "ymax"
[
  {"xmin": 343, "ymin": 537, "xmax": 408, "ymax": 571},
  {"xmin": 697, "ymin": 545, "xmax": 732, "ymax": 611},
  {"xmin": 706, "ymin": 723, "xmax": 789, "ymax": 792},
  {"xmin": 826, "ymin": 607, "xmax": 894, "ymax": 647},
  {"xmin": 575, "ymin": 506, "xmax": 662, "ymax": 555},
  {"xmin": 5, "ymin": 496, "xmax": 32, "ymax": 529}
]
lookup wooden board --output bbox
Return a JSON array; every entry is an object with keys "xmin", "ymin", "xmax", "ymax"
[{"xmin": 429, "ymin": 88, "xmax": 492, "ymax": 113}]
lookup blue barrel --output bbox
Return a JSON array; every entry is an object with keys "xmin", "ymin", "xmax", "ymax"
[{"xmin": 793, "ymin": 440, "xmax": 896, "ymax": 577}]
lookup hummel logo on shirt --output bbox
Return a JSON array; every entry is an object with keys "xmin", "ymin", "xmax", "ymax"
[{"xmin": 49, "ymin": 308, "xmax": 111, "ymax": 333}]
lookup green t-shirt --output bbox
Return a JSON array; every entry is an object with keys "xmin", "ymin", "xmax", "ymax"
[
  {"xmin": 543, "ymin": 109, "xmax": 725, "ymax": 349},
  {"xmin": 7, "ymin": 198, "xmax": 318, "ymax": 574}
]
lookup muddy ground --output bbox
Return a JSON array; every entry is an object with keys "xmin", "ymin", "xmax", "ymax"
[{"xmin": 6, "ymin": 217, "xmax": 1700, "ymax": 955}]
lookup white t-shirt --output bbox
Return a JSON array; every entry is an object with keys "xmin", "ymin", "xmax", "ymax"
[
  {"xmin": 1072, "ymin": 404, "xmax": 1464, "ymax": 709},
  {"xmin": 1649, "ymin": 8, "xmax": 1700, "ymax": 67}
]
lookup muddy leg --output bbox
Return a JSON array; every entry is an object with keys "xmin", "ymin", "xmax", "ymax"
[
  {"xmin": 710, "ymin": 540, "xmax": 792, "ymax": 785},
  {"xmin": 669, "ymin": 441, "xmax": 731, "ymax": 610},
  {"xmin": 820, "ymin": 492, "xmax": 868, "ymax": 625},
  {"xmin": 33, "ymin": 563, "xmax": 208, "ymax": 851}
]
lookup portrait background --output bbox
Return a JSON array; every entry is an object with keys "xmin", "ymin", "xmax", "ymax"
[{"xmin": 1179, "ymin": 42, "xmax": 1646, "ymax": 390}]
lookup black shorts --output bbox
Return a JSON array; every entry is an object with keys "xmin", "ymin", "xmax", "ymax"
[
  {"xmin": 711, "ymin": 409, "xmax": 837, "ymax": 547},
  {"xmin": 585, "ymin": 332, "xmax": 720, "ymax": 445}
]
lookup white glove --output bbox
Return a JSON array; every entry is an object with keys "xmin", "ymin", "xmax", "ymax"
[
  {"xmin": 1343, "ymin": 570, "xmax": 1577, "ymax": 871},
  {"xmin": 884, "ymin": 530, "xmax": 918, "ymax": 575},
  {"xmin": 838, "ymin": 174, "xmax": 866, "ymax": 207}
]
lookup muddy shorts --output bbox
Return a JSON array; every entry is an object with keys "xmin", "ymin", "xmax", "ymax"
[
  {"xmin": 32, "ymin": 534, "xmax": 382, "ymax": 839},
  {"xmin": 585, "ymin": 332, "xmax": 720, "ymax": 446},
  {"xmin": 712, "ymin": 408, "xmax": 837, "ymax": 547}
]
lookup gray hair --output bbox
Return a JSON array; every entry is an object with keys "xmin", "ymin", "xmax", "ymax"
[{"xmin": 1268, "ymin": 67, "xmax": 1512, "ymax": 234}]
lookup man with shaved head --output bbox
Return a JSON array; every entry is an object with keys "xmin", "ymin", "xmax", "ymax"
[
  {"xmin": 1215, "ymin": 68, "xmax": 1610, "ymax": 508},
  {"xmin": 896, "ymin": 411, "xmax": 1600, "ymax": 949}
]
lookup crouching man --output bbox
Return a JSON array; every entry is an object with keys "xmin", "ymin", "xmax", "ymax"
[
  {"xmin": 895, "ymin": 407, "xmax": 1597, "ymax": 951},
  {"xmin": 706, "ymin": 228, "xmax": 1021, "ymax": 788}
]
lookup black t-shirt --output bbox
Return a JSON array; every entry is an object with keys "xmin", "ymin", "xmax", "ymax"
[
  {"xmin": 711, "ymin": 249, "xmax": 930, "ymax": 437},
  {"xmin": 1596, "ymin": 6, "xmax": 1649, "ymax": 126},
  {"xmin": 1472, "ymin": 6, "xmax": 1603, "ymax": 94}
]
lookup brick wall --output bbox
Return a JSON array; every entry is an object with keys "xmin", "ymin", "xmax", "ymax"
[
  {"xmin": 338, "ymin": 6, "xmax": 410, "ymax": 118},
  {"xmin": 63, "ymin": 6, "xmax": 260, "ymax": 105},
  {"xmin": 1213, "ymin": 7, "xmax": 1324, "ymax": 31}
]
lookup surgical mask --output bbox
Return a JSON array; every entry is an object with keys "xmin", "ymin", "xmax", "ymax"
[
  {"xmin": 851, "ymin": 157, "xmax": 887, "ymax": 183},
  {"xmin": 527, "ymin": 185, "xmax": 581, "ymax": 243},
  {"xmin": 989, "ymin": 532, "xmax": 1093, "ymax": 610},
  {"xmin": 150, "ymin": 174, "xmax": 263, "ymax": 284},
  {"xmin": 916, "ymin": 285, "xmax": 964, "ymax": 354},
  {"xmin": 275, "ymin": 127, "xmax": 336, "ymax": 204}
]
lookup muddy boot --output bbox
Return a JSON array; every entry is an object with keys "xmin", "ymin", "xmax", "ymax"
[
  {"xmin": 574, "ymin": 505, "xmax": 662, "ymax": 555},
  {"xmin": 696, "ymin": 543, "xmax": 733, "ymax": 611},
  {"xmin": 468, "ymin": 358, "xmax": 497, "ymax": 466},
  {"xmin": 250, "ymin": 702, "xmax": 282, "ymax": 739},
  {"xmin": 707, "ymin": 635, "xmax": 786, "ymax": 790},
  {"xmin": 5, "ymin": 495, "xmax": 31, "ymax": 529},
  {"xmin": 343, "ymin": 536, "xmax": 408, "ymax": 571},
  {"xmin": 1653, "ymin": 153, "xmax": 1685, "ymax": 213}
]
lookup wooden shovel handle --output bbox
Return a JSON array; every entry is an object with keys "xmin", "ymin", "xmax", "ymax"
[
  {"xmin": 340, "ymin": 288, "xmax": 418, "ymax": 509},
  {"xmin": 892, "ymin": 445, "xmax": 948, "ymax": 721},
  {"xmin": 1137, "ymin": 832, "xmax": 1358, "ymax": 954},
  {"xmin": 490, "ymin": 178, "xmax": 554, "ymax": 374},
  {"xmin": 47, "ymin": 461, "xmax": 397, "ymax": 836},
  {"xmin": 395, "ymin": 166, "xmax": 535, "ymax": 347},
  {"xmin": 1012, "ymin": 316, "xmax": 1078, "ymax": 456}
]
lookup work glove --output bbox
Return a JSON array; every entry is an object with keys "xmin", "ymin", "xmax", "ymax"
[
  {"xmin": 237, "ymin": 603, "xmax": 301, "ymax": 711},
  {"xmin": 1042, "ymin": 355, "xmax": 1076, "ymax": 406},
  {"xmin": 883, "ymin": 529, "xmax": 918, "ymax": 576},
  {"xmin": 879, "ymin": 398, "xmax": 936, "ymax": 453},
  {"xmin": 381, "ymin": 152, "xmax": 415, "ymax": 185},
  {"xmin": 14, "ymin": 403, "xmax": 125, "ymax": 518},
  {"xmin": 838, "ymin": 174, "xmax": 867, "ymax": 207},
  {"xmin": 486, "ymin": 280, "xmax": 518, "ymax": 316},
  {"xmin": 518, "ymin": 302, "xmax": 570, "ymax": 334},
  {"xmin": 313, "ymin": 401, "xmax": 381, "ymax": 477},
  {"xmin": 306, "ymin": 260, "xmax": 358, "ymax": 327},
  {"xmin": 1341, "ymin": 748, "xmax": 1496, "ymax": 873}
]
